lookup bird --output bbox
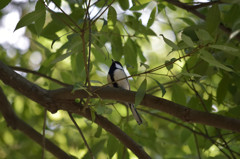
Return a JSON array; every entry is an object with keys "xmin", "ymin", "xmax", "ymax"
[{"xmin": 107, "ymin": 60, "xmax": 142, "ymax": 125}]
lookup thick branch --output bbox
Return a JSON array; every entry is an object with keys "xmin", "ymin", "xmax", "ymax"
[
  {"xmin": 49, "ymin": 86, "xmax": 240, "ymax": 132},
  {"xmin": 0, "ymin": 87, "xmax": 71, "ymax": 158},
  {"xmin": 0, "ymin": 60, "xmax": 151, "ymax": 159}
]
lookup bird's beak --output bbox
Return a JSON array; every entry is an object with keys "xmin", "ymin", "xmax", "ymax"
[{"xmin": 111, "ymin": 59, "xmax": 115, "ymax": 62}]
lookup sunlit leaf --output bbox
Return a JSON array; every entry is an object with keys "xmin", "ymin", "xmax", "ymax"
[
  {"xmin": 130, "ymin": 2, "xmax": 149, "ymax": 11},
  {"xmin": 50, "ymin": 52, "xmax": 73, "ymax": 65},
  {"xmin": 160, "ymin": 34, "xmax": 179, "ymax": 51}
]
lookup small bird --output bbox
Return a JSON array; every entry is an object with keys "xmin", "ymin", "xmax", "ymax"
[{"xmin": 107, "ymin": 60, "xmax": 142, "ymax": 125}]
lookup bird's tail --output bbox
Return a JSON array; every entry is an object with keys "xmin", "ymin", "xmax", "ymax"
[{"xmin": 129, "ymin": 104, "xmax": 142, "ymax": 125}]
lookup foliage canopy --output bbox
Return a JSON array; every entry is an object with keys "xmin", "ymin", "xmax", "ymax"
[{"xmin": 1, "ymin": 0, "xmax": 240, "ymax": 158}]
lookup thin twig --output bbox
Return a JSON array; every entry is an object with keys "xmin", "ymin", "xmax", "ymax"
[
  {"xmin": 41, "ymin": 109, "xmax": 47, "ymax": 159},
  {"xmin": 91, "ymin": 0, "xmax": 109, "ymax": 21},
  {"xmin": 68, "ymin": 112, "xmax": 94, "ymax": 159},
  {"xmin": 40, "ymin": 0, "xmax": 78, "ymax": 33},
  {"xmin": 138, "ymin": 108, "xmax": 232, "ymax": 158},
  {"xmin": 9, "ymin": 66, "xmax": 70, "ymax": 87},
  {"xmin": 49, "ymin": 0, "xmax": 82, "ymax": 32},
  {"xmin": 193, "ymin": 133, "xmax": 201, "ymax": 159},
  {"xmin": 91, "ymin": 0, "xmax": 116, "ymax": 25}
]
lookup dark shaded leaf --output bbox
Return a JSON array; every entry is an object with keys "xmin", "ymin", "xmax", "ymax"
[
  {"xmin": 108, "ymin": 6, "xmax": 117, "ymax": 26},
  {"xmin": 152, "ymin": 79, "xmax": 166, "ymax": 97},
  {"xmin": 206, "ymin": 4, "xmax": 220, "ymax": 33},
  {"xmin": 200, "ymin": 50, "xmax": 233, "ymax": 72},
  {"xmin": 181, "ymin": 34, "xmax": 194, "ymax": 47},
  {"xmin": 172, "ymin": 85, "xmax": 186, "ymax": 105},
  {"xmin": 217, "ymin": 75, "xmax": 229, "ymax": 104},
  {"xmin": 15, "ymin": 10, "xmax": 45, "ymax": 31},
  {"xmin": 135, "ymin": 79, "xmax": 147, "ymax": 106},
  {"xmin": 35, "ymin": 0, "xmax": 46, "ymax": 35},
  {"xmin": 147, "ymin": 7, "xmax": 156, "ymax": 27},
  {"xmin": 118, "ymin": 0, "xmax": 129, "ymax": 10},
  {"xmin": 195, "ymin": 29, "xmax": 214, "ymax": 42},
  {"xmin": 0, "ymin": 0, "xmax": 11, "ymax": 10}
]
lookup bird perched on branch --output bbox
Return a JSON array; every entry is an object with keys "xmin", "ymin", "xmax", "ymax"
[{"xmin": 107, "ymin": 60, "xmax": 142, "ymax": 125}]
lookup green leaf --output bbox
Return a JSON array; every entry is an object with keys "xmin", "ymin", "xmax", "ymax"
[
  {"xmin": 107, "ymin": 135, "xmax": 119, "ymax": 158},
  {"xmin": 178, "ymin": 17, "xmax": 195, "ymax": 26},
  {"xmin": 181, "ymin": 72, "xmax": 202, "ymax": 78},
  {"xmin": 135, "ymin": 79, "xmax": 147, "ymax": 107},
  {"xmin": 160, "ymin": 34, "xmax": 179, "ymax": 51},
  {"xmin": 0, "ymin": 0, "xmax": 11, "ymax": 10},
  {"xmin": 147, "ymin": 7, "xmax": 156, "ymax": 27},
  {"xmin": 181, "ymin": 34, "xmax": 194, "ymax": 47},
  {"xmin": 35, "ymin": 0, "xmax": 46, "ymax": 35},
  {"xmin": 111, "ymin": 28, "xmax": 123, "ymax": 61},
  {"xmin": 217, "ymin": 75, "xmax": 229, "ymax": 104},
  {"xmin": 209, "ymin": 45, "xmax": 240, "ymax": 57},
  {"xmin": 75, "ymin": 98, "xmax": 80, "ymax": 103},
  {"xmin": 206, "ymin": 4, "xmax": 220, "ymax": 33},
  {"xmin": 123, "ymin": 39, "xmax": 137, "ymax": 74},
  {"xmin": 72, "ymin": 82, "xmax": 92, "ymax": 96},
  {"xmin": 90, "ymin": 108, "xmax": 96, "ymax": 122},
  {"xmin": 118, "ymin": 0, "xmax": 129, "ymax": 10},
  {"xmin": 15, "ymin": 9, "xmax": 45, "ymax": 31},
  {"xmin": 94, "ymin": 126, "xmax": 102, "ymax": 138},
  {"xmin": 140, "ymin": 62, "xmax": 150, "ymax": 69},
  {"xmin": 172, "ymin": 85, "xmax": 186, "ymax": 105},
  {"xmin": 200, "ymin": 50, "xmax": 233, "ymax": 72},
  {"xmin": 223, "ymin": 4, "xmax": 240, "ymax": 28},
  {"xmin": 108, "ymin": 6, "xmax": 117, "ymax": 26},
  {"xmin": 195, "ymin": 29, "xmax": 214, "ymax": 42},
  {"xmin": 50, "ymin": 52, "xmax": 73, "ymax": 65},
  {"xmin": 165, "ymin": 58, "xmax": 176, "ymax": 71},
  {"xmin": 152, "ymin": 79, "xmax": 166, "ymax": 97},
  {"xmin": 130, "ymin": 2, "xmax": 149, "ymax": 11}
]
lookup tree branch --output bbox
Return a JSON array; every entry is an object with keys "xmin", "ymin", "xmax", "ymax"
[
  {"xmin": 0, "ymin": 60, "xmax": 151, "ymax": 159},
  {"xmin": 49, "ymin": 86, "xmax": 240, "ymax": 132},
  {"xmin": 0, "ymin": 87, "xmax": 72, "ymax": 158},
  {"xmin": 1, "ymin": 59, "xmax": 240, "ymax": 157},
  {"xmin": 9, "ymin": 66, "xmax": 70, "ymax": 87},
  {"xmin": 163, "ymin": 0, "xmax": 240, "ymax": 41}
]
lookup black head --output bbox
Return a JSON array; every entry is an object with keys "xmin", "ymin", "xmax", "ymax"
[{"xmin": 111, "ymin": 60, "xmax": 123, "ymax": 69}]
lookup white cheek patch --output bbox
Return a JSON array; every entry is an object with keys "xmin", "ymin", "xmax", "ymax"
[
  {"xmin": 114, "ymin": 69, "xmax": 130, "ymax": 90},
  {"xmin": 115, "ymin": 63, "xmax": 123, "ymax": 70}
]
